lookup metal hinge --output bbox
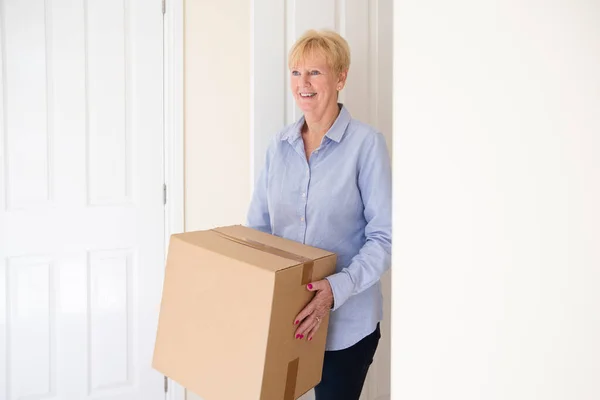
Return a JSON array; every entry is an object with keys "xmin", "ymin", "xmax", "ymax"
[
  {"xmin": 162, "ymin": 0, "xmax": 166, "ymax": 14},
  {"xmin": 163, "ymin": 183, "xmax": 167, "ymax": 205},
  {"xmin": 164, "ymin": 376, "xmax": 168, "ymax": 392}
]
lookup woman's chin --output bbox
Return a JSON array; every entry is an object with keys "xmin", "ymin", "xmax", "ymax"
[
  {"xmin": 298, "ymin": 105, "xmax": 314, "ymax": 114},
  {"xmin": 296, "ymin": 101, "xmax": 320, "ymax": 114}
]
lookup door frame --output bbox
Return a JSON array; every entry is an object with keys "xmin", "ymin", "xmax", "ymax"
[
  {"xmin": 164, "ymin": 0, "xmax": 185, "ymax": 242},
  {"xmin": 163, "ymin": 0, "xmax": 186, "ymax": 399}
]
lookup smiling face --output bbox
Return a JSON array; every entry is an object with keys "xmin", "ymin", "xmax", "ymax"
[{"xmin": 290, "ymin": 52, "xmax": 347, "ymax": 117}]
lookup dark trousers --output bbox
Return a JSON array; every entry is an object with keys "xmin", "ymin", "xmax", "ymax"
[{"xmin": 314, "ymin": 323, "xmax": 381, "ymax": 400}]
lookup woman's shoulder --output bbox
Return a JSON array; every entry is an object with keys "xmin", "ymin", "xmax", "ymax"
[
  {"xmin": 263, "ymin": 119, "xmax": 303, "ymax": 145},
  {"xmin": 260, "ymin": 121, "xmax": 301, "ymax": 161},
  {"xmin": 276, "ymin": 121, "xmax": 300, "ymax": 141},
  {"xmin": 345, "ymin": 116, "xmax": 385, "ymax": 145},
  {"xmin": 341, "ymin": 112, "xmax": 390, "ymax": 164}
]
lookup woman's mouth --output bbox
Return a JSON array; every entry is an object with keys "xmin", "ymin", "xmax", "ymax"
[{"xmin": 299, "ymin": 92, "xmax": 316, "ymax": 98}]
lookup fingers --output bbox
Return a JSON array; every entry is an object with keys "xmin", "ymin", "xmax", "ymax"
[
  {"xmin": 295, "ymin": 280, "xmax": 332, "ymax": 326},
  {"xmin": 306, "ymin": 279, "xmax": 328, "ymax": 292},
  {"xmin": 306, "ymin": 279, "xmax": 334, "ymax": 310},
  {"xmin": 294, "ymin": 300, "xmax": 328, "ymax": 340},
  {"xmin": 292, "ymin": 279, "xmax": 332, "ymax": 341},
  {"xmin": 295, "ymin": 317, "xmax": 317, "ymax": 340},
  {"xmin": 293, "ymin": 299, "xmax": 321, "ymax": 339},
  {"xmin": 306, "ymin": 317, "xmax": 323, "ymax": 341},
  {"xmin": 293, "ymin": 302, "xmax": 315, "ymax": 327}
]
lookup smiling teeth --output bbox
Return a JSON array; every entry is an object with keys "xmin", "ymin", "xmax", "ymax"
[{"xmin": 300, "ymin": 93, "xmax": 316, "ymax": 97}]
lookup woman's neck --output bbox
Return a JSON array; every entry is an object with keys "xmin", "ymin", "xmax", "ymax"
[{"xmin": 302, "ymin": 102, "xmax": 341, "ymax": 138}]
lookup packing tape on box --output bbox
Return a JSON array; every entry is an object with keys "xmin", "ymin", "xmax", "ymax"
[
  {"xmin": 211, "ymin": 230, "xmax": 314, "ymax": 285},
  {"xmin": 284, "ymin": 357, "xmax": 300, "ymax": 400}
]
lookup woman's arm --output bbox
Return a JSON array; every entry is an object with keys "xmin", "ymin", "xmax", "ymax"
[
  {"xmin": 246, "ymin": 139, "xmax": 274, "ymax": 234},
  {"xmin": 325, "ymin": 131, "xmax": 392, "ymax": 311},
  {"xmin": 293, "ymin": 130, "xmax": 392, "ymax": 340}
]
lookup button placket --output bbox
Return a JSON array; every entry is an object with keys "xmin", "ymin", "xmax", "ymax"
[
  {"xmin": 299, "ymin": 165, "xmax": 310, "ymax": 242},
  {"xmin": 301, "ymin": 175, "xmax": 309, "ymax": 223}
]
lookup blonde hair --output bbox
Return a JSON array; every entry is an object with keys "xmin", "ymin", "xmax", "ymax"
[{"xmin": 288, "ymin": 29, "xmax": 351, "ymax": 75}]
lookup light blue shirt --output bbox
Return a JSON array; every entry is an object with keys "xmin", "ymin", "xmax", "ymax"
[{"xmin": 246, "ymin": 104, "xmax": 392, "ymax": 351}]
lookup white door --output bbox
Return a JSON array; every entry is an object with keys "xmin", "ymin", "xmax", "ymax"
[
  {"xmin": 252, "ymin": 1, "xmax": 393, "ymax": 399},
  {"xmin": 0, "ymin": 1, "xmax": 165, "ymax": 400}
]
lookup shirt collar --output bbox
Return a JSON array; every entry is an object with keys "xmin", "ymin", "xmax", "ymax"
[{"xmin": 281, "ymin": 103, "xmax": 352, "ymax": 143}]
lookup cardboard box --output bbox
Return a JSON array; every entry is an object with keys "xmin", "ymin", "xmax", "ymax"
[{"xmin": 152, "ymin": 225, "xmax": 337, "ymax": 400}]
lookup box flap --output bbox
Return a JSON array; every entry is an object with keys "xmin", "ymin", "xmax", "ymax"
[
  {"xmin": 171, "ymin": 225, "xmax": 334, "ymax": 273},
  {"xmin": 214, "ymin": 225, "xmax": 334, "ymax": 261}
]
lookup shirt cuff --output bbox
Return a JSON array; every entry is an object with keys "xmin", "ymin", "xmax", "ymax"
[{"xmin": 325, "ymin": 271, "xmax": 354, "ymax": 312}]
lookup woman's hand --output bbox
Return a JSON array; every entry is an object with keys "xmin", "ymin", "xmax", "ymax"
[{"xmin": 293, "ymin": 279, "xmax": 334, "ymax": 341}]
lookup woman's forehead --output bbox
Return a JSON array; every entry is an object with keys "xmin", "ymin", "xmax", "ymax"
[
  {"xmin": 290, "ymin": 48, "xmax": 331, "ymax": 67},
  {"xmin": 291, "ymin": 55, "xmax": 330, "ymax": 69}
]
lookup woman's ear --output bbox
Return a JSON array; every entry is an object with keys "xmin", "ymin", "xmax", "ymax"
[{"xmin": 337, "ymin": 70, "xmax": 348, "ymax": 91}]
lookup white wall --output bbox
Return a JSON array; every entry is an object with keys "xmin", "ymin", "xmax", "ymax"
[
  {"xmin": 393, "ymin": 1, "xmax": 600, "ymax": 400},
  {"xmin": 252, "ymin": 1, "xmax": 393, "ymax": 399}
]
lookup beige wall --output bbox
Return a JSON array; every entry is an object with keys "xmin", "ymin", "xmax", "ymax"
[
  {"xmin": 184, "ymin": 0, "xmax": 251, "ymax": 237},
  {"xmin": 184, "ymin": 1, "xmax": 251, "ymax": 395}
]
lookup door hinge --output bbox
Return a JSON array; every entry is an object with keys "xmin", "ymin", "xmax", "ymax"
[
  {"xmin": 162, "ymin": 0, "xmax": 166, "ymax": 14},
  {"xmin": 164, "ymin": 376, "xmax": 168, "ymax": 393},
  {"xmin": 163, "ymin": 183, "xmax": 167, "ymax": 205}
]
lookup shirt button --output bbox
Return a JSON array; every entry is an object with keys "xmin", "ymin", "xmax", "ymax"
[
  {"xmin": 302, "ymin": 193, "xmax": 306, "ymax": 198},
  {"xmin": 300, "ymin": 217, "xmax": 305, "ymax": 222}
]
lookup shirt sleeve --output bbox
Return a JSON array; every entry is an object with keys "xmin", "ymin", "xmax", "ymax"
[
  {"xmin": 325, "ymin": 131, "xmax": 392, "ymax": 311},
  {"xmin": 245, "ymin": 138, "xmax": 275, "ymax": 234}
]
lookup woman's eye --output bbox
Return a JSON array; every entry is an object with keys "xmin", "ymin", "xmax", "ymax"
[
  {"xmin": 310, "ymin": 70, "xmax": 321, "ymax": 75},
  {"xmin": 292, "ymin": 70, "xmax": 300, "ymax": 76}
]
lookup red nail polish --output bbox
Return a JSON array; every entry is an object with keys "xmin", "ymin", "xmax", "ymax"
[
  {"xmin": 307, "ymin": 284, "xmax": 313, "ymax": 290},
  {"xmin": 300, "ymin": 334, "xmax": 304, "ymax": 339},
  {"xmin": 295, "ymin": 320, "xmax": 299, "ymax": 325},
  {"xmin": 295, "ymin": 334, "xmax": 300, "ymax": 339},
  {"xmin": 309, "ymin": 337, "xmax": 313, "ymax": 341}
]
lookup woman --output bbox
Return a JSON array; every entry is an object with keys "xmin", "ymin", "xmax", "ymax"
[{"xmin": 246, "ymin": 29, "xmax": 391, "ymax": 400}]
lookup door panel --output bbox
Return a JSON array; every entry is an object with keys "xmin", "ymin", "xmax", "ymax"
[{"xmin": 0, "ymin": 1, "xmax": 165, "ymax": 399}]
